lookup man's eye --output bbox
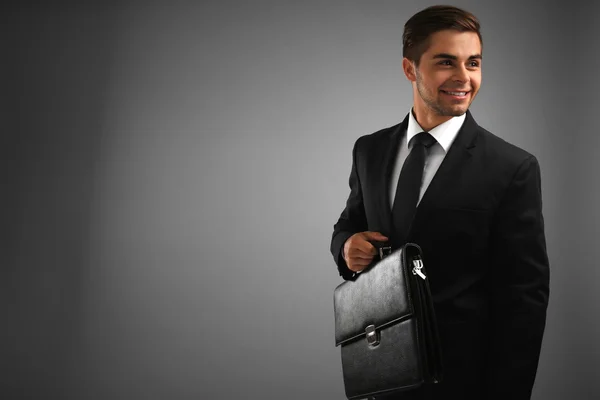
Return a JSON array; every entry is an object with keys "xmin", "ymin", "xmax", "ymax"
[
  {"xmin": 439, "ymin": 60, "xmax": 452, "ymax": 65},
  {"xmin": 469, "ymin": 61, "xmax": 480, "ymax": 67}
]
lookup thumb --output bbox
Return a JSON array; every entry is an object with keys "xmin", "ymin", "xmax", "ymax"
[{"xmin": 362, "ymin": 231, "xmax": 389, "ymax": 241}]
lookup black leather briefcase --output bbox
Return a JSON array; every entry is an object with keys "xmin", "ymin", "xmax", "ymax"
[{"xmin": 333, "ymin": 243, "xmax": 443, "ymax": 399}]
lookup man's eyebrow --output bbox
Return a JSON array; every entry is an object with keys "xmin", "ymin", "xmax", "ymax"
[{"xmin": 432, "ymin": 53, "xmax": 482, "ymax": 60}]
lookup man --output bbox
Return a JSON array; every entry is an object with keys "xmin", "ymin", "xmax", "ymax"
[{"xmin": 330, "ymin": 5, "xmax": 550, "ymax": 400}]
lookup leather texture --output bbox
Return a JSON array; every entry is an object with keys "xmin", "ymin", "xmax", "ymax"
[
  {"xmin": 333, "ymin": 243, "xmax": 443, "ymax": 399},
  {"xmin": 334, "ymin": 249, "xmax": 410, "ymax": 346}
]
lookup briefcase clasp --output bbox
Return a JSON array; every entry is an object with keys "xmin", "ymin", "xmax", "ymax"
[
  {"xmin": 378, "ymin": 246, "xmax": 392, "ymax": 260},
  {"xmin": 365, "ymin": 324, "xmax": 380, "ymax": 347}
]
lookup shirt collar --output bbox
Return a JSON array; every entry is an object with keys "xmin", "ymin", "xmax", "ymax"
[{"xmin": 406, "ymin": 108, "xmax": 466, "ymax": 152}]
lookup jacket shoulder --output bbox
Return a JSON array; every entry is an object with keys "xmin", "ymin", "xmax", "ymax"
[
  {"xmin": 353, "ymin": 122, "xmax": 401, "ymax": 151},
  {"xmin": 476, "ymin": 126, "xmax": 538, "ymax": 169}
]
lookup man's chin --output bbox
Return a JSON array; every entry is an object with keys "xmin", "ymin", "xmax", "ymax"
[
  {"xmin": 425, "ymin": 100, "xmax": 470, "ymax": 117},
  {"xmin": 444, "ymin": 103, "xmax": 470, "ymax": 116},
  {"xmin": 451, "ymin": 109, "xmax": 468, "ymax": 116}
]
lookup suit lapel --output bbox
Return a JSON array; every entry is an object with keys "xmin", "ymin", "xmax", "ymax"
[{"xmin": 376, "ymin": 115, "xmax": 409, "ymax": 236}]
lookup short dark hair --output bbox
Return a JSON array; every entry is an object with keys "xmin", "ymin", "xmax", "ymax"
[{"xmin": 402, "ymin": 5, "xmax": 482, "ymax": 65}]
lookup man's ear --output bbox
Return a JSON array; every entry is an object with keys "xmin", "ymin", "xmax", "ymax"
[{"xmin": 402, "ymin": 58, "xmax": 417, "ymax": 82}]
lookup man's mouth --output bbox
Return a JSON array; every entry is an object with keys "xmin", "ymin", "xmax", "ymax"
[{"xmin": 440, "ymin": 90, "xmax": 470, "ymax": 98}]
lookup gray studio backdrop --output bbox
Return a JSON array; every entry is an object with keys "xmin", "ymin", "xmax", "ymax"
[{"xmin": 3, "ymin": 1, "xmax": 597, "ymax": 399}]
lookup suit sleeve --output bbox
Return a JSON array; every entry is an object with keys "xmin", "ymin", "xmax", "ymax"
[
  {"xmin": 330, "ymin": 138, "xmax": 368, "ymax": 281},
  {"xmin": 485, "ymin": 155, "xmax": 550, "ymax": 399}
]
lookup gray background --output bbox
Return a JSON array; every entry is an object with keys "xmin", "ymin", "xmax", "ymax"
[{"xmin": 3, "ymin": 1, "xmax": 597, "ymax": 399}]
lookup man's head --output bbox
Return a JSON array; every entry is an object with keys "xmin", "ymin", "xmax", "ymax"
[{"xmin": 401, "ymin": 5, "xmax": 482, "ymax": 125}]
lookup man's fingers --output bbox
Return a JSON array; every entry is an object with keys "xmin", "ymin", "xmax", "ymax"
[
  {"xmin": 347, "ymin": 249, "xmax": 375, "ymax": 260},
  {"xmin": 362, "ymin": 231, "xmax": 389, "ymax": 242},
  {"xmin": 349, "ymin": 259, "xmax": 371, "ymax": 267},
  {"xmin": 343, "ymin": 231, "xmax": 389, "ymax": 267},
  {"xmin": 348, "ymin": 259, "xmax": 372, "ymax": 272},
  {"xmin": 354, "ymin": 239, "xmax": 378, "ymax": 256}
]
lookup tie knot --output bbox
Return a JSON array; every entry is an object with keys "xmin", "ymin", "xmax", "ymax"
[{"xmin": 411, "ymin": 132, "xmax": 436, "ymax": 148}]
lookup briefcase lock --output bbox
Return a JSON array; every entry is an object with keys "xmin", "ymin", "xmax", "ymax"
[{"xmin": 365, "ymin": 324, "xmax": 380, "ymax": 347}]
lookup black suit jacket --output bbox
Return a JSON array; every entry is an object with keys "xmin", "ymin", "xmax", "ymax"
[{"xmin": 331, "ymin": 110, "xmax": 550, "ymax": 399}]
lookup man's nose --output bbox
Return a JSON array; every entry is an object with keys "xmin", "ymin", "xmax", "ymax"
[{"xmin": 453, "ymin": 65, "xmax": 470, "ymax": 82}]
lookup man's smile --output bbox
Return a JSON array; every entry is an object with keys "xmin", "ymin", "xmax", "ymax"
[{"xmin": 440, "ymin": 89, "xmax": 470, "ymax": 99}]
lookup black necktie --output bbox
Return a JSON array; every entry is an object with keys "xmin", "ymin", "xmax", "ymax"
[{"xmin": 391, "ymin": 131, "xmax": 436, "ymax": 243}]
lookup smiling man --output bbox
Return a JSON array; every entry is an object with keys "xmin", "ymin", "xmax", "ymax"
[
  {"xmin": 331, "ymin": 5, "xmax": 550, "ymax": 400},
  {"xmin": 410, "ymin": 31, "xmax": 481, "ymax": 129}
]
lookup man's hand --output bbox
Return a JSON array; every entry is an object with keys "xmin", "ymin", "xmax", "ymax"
[{"xmin": 343, "ymin": 231, "xmax": 389, "ymax": 272}]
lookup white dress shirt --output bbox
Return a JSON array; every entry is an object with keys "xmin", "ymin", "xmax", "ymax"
[{"xmin": 389, "ymin": 109, "xmax": 466, "ymax": 210}]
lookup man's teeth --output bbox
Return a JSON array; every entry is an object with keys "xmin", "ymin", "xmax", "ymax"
[{"xmin": 445, "ymin": 91, "xmax": 467, "ymax": 96}]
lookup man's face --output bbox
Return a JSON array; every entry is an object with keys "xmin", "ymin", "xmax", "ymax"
[{"xmin": 410, "ymin": 30, "xmax": 482, "ymax": 117}]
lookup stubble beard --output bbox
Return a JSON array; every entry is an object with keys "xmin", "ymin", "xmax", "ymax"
[{"xmin": 415, "ymin": 69, "xmax": 468, "ymax": 117}]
